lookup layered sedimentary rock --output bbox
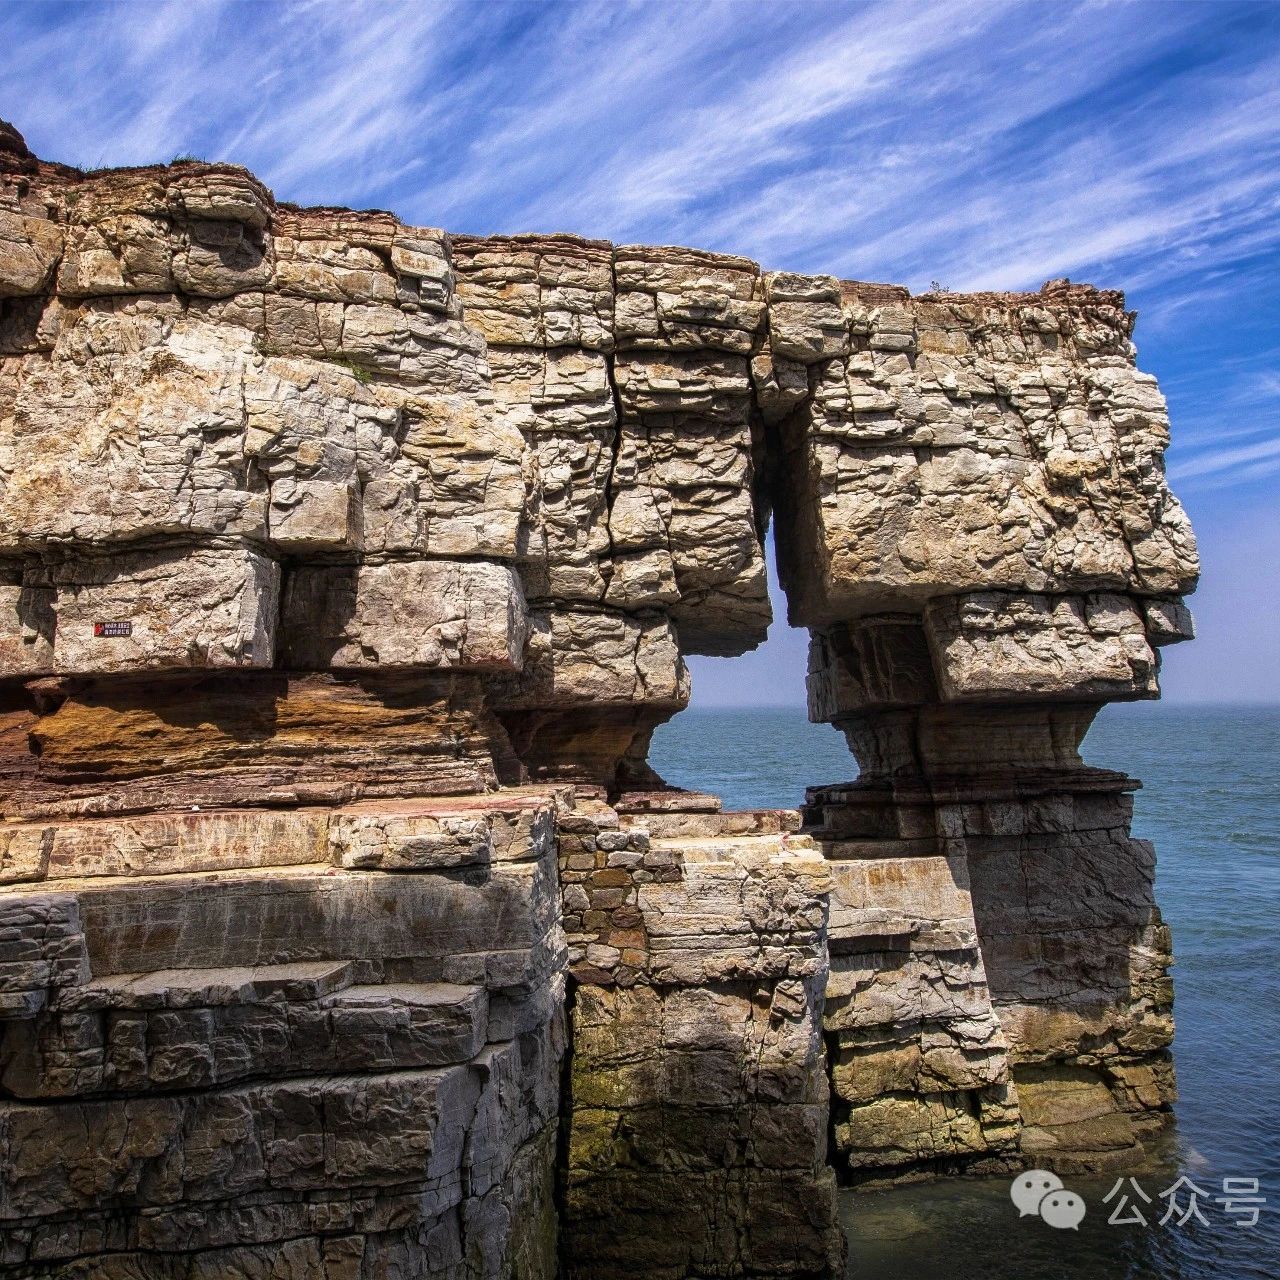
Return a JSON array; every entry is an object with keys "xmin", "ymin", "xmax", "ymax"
[
  {"xmin": 777, "ymin": 281, "xmax": 1194, "ymax": 1181},
  {"xmin": 556, "ymin": 797, "xmax": 842, "ymax": 1278},
  {"xmin": 0, "ymin": 791, "xmax": 568, "ymax": 1278},
  {"xmin": 0, "ymin": 119, "xmax": 1197, "ymax": 1277}
]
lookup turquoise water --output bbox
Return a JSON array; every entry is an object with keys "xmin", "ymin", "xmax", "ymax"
[{"xmin": 650, "ymin": 704, "xmax": 1280, "ymax": 1279}]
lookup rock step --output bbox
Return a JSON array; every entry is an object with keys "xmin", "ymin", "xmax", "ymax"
[
  {"xmin": 4, "ymin": 978, "xmax": 491, "ymax": 1099},
  {"xmin": 619, "ymin": 808, "xmax": 802, "ymax": 839},
  {"xmin": 55, "ymin": 959, "xmax": 361, "ymax": 1010},
  {"xmin": 612, "ymin": 789, "xmax": 723, "ymax": 815},
  {"xmin": 0, "ymin": 1063, "xmax": 492, "ymax": 1220},
  {"xmin": 0, "ymin": 790, "xmax": 560, "ymax": 886},
  {"xmin": 644, "ymin": 832, "xmax": 819, "ymax": 863},
  {"xmin": 1, "ymin": 862, "xmax": 558, "ymax": 990}
]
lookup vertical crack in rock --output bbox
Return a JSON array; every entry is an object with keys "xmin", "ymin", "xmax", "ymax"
[
  {"xmin": 599, "ymin": 248, "xmax": 627, "ymax": 600},
  {"xmin": 0, "ymin": 119, "xmax": 1196, "ymax": 1278}
]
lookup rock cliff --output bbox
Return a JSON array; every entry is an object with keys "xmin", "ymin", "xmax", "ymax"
[{"xmin": 0, "ymin": 121, "xmax": 1196, "ymax": 1277}]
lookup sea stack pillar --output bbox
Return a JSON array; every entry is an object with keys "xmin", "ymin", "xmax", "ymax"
[{"xmin": 771, "ymin": 278, "xmax": 1199, "ymax": 1179}]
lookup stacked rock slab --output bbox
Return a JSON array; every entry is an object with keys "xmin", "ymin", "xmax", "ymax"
[
  {"xmin": 774, "ymin": 281, "xmax": 1196, "ymax": 1179},
  {"xmin": 559, "ymin": 797, "xmax": 843, "ymax": 1278},
  {"xmin": 0, "ymin": 794, "xmax": 568, "ymax": 1278},
  {"xmin": 0, "ymin": 117, "xmax": 1198, "ymax": 1278},
  {"xmin": 0, "ymin": 124, "xmax": 823, "ymax": 1279}
]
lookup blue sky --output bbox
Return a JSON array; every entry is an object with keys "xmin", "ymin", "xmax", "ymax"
[{"xmin": 3, "ymin": 0, "xmax": 1277, "ymax": 704}]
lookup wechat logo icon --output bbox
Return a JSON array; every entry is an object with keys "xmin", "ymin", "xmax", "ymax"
[{"xmin": 1011, "ymin": 1170, "xmax": 1087, "ymax": 1229}]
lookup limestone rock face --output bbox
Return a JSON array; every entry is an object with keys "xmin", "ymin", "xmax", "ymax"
[
  {"xmin": 281, "ymin": 560, "xmax": 529, "ymax": 671},
  {"xmin": 559, "ymin": 804, "xmax": 843, "ymax": 1278},
  {"xmin": 774, "ymin": 281, "xmax": 1197, "ymax": 627},
  {"xmin": 5, "ymin": 548, "xmax": 280, "ymax": 676},
  {"xmin": 761, "ymin": 279, "xmax": 1194, "ymax": 1187},
  {"xmin": 0, "ymin": 807, "xmax": 568, "ymax": 1279},
  {"xmin": 925, "ymin": 591, "xmax": 1159, "ymax": 701},
  {"xmin": 0, "ymin": 120, "xmax": 1198, "ymax": 1278}
]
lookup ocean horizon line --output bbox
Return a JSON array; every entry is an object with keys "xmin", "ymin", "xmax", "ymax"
[{"xmin": 678, "ymin": 699, "xmax": 1280, "ymax": 712}]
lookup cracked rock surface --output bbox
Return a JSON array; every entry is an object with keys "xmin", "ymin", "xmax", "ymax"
[{"xmin": 0, "ymin": 120, "xmax": 1198, "ymax": 1278}]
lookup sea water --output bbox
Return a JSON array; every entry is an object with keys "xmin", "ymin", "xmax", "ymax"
[{"xmin": 649, "ymin": 703, "xmax": 1280, "ymax": 1279}]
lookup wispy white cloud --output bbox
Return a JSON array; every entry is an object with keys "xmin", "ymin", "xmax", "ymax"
[
  {"xmin": 1, "ymin": 0, "xmax": 1277, "ymax": 502},
  {"xmin": 1248, "ymin": 372, "xmax": 1280, "ymax": 400},
  {"xmin": 1175, "ymin": 420, "xmax": 1276, "ymax": 452},
  {"xmin": 6, "ymin": 0, "xmax": 1272, "ymax": 284},
  {"xmin": 1176, "ymin": 452, "xmax": 1280, "ymax": 492},
  {"xmin": 1171, "ymin": 436, "xmax": 1280, "ymax": 482},
  {"xmin": 0, "ymin": 0, "xmax": 466, "ymax": 197}
]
